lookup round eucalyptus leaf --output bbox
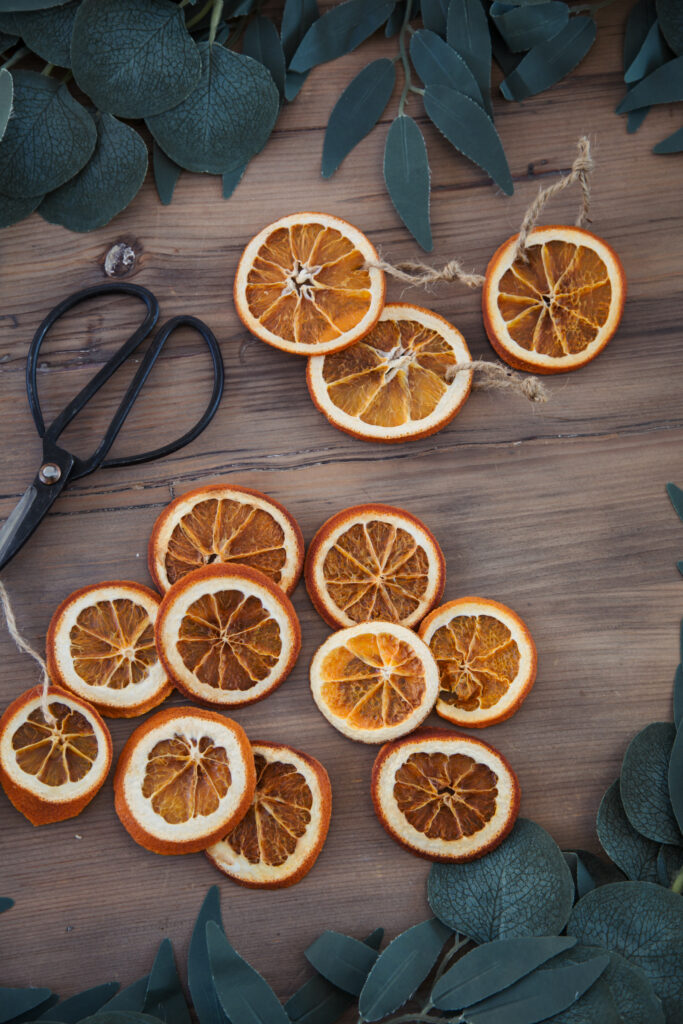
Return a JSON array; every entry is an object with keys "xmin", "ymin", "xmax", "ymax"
[
  {"xmin": 14, "ymin": 0, "xmax": 79, "ymax": 66},
  {"xmin": 0, "ymin": 1, "xmax": 71, "ymax": 10},
  {"xmin": 0, "ymin": 70, "xmax": 96, "ymax": 197},
  {"xmin": 146, "ymin": 42, "xmax": 279, "ymax": 174},
  {"xmin": 39, "ymin": 112, "xmax": 147, "ymax": 231},
  {"xmin": 71, "ymin": 0, "xmax": 201, "ymax": 119},
  {"xmin": 0, "ymin": 68, "xmax": 12, "ymax": 142},
  {"xmin": 656, "ymin": 0, "xmax": 683, "ymax": 54},
  {"xmin": 620, "ymin": 721, "xmax": 681, "ymax": 845},
  {"xmin": 597, "ymin": 779, "xmax": 660, "ymax": 881},
  {"xmin": 0, "ymin": 191, "xmax": 41, "ymax": 228}
]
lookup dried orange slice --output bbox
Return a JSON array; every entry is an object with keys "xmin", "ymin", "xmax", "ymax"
[
  {"xmin": 372, "ymin": 728, "xmax": 520, "ymax": 861},
  {"xmin": 156, "ymin": 565, "xmax": 301, "ymax": 707},
  {"xmin": 46, "ymin": 581, "xmax": 171, "ymax": 718},
  {"xmin": 310, "ymin": 622, "xmax": 439, "ymax": 743},
  {"xmin": 482, "ymin": 226, "xmax": 626, "ymax": 374},
  {"xmin": 0, "ymin": 686, "xmax": 112, "ymax": 825},
  {"xmin": 233, "ymin": 212, "xmax": 385, "ymax": 356},
  {"xmin": 206, "ymin": 741, "xmax": 331, "ymax": 888},
  {"xmin": 305, "ymin": 504, "xmax": 445, "ymax": 629},
  {"xmin": 419, "ymin": 597, "xmax": 537, "ymax": 728},
  {"xmin": 148, "ymin": 484, "xmax": 304, "ymax": 594},
  {"xmin": 114, "ymin": 705, "xmax": 255, "ymax": 854},
  {"xmin": 306, "ymin": 303, "xmax": 472, "ymax": 442}
]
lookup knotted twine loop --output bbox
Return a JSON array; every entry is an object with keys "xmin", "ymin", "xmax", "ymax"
[
  {"xmin": 368, "ymin": 257, "xmax": 485, "ymax": 290},
  {"xmin": 0, "ymin": 580, "xmax": 54, "ymax": 723},
  {"xmin": 447, "ymin": 360, "xmax": 548, "ymax": 403}
]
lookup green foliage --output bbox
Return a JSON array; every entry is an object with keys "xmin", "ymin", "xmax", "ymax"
[
  {"xmin": 100, "ymin": 977, "xmax": 149, "ymax": 1013},
  {"xmin": 597, "ymin": 778, "xmax": 662, "ymax": 881},
  {"xmin": 656, "ymin": 0, "xmax": 683, "ymax": 54},
  {"xmin": 13, "ymin": 1, "xmax": 78, "ymax": 67},
  {"xmin": 321, "ymin": 58, "xmax": 396, "ymax": 178},
  {"xmin": 383, "ymin": 114, "xmax": 432, "ymax": 251},
  {"xmin": 152, "ymin": 141, "xmax": 181, "ymax": 206},
  {"xmin": 0, "ymin": 67, "xmax": 12, "ymax": 140},
  {"xmin": 289, "ymin": 0, "xmax": 394, "ymax": 73},
  {"xmin": 285, "ymin": 928, "xmax": 383, "ymax": 1024},
  {"xmin": 206, "ymin": 920, "xmax": 290, "ymax": 1024},
  {"xmin": 500, "ymin": 16, "xmax": 597, "ymax": 101},
  {"xmin": 142, "ymin": 940, "xmax": 190, "ymax": 1024},
  {"xmin": 620, "ymin": 722, "xmax": 681, "ymax": 845},
  {"xmin": 0, "ymin": 990, "xmax": 53, "ymax": 1024},
  {"xmin": 446, "ymin": 0, "xmax": 492, "ymax": 114},
  {"xmin": 39, "ymin": 986, "xmax": 119, "ymax": 1023},
  {"xmin": 242, "ymin": 15, "xmax": 286, "ymax": 98},
  {"xmin": 187, "ymin": 887, "xmax": 227, "ymax": 1024},
  {"xmin": 304, "ymin": 931, "xmax": 379, "ymax": 996},
  {"xmin": 358, "ymin": 918, "xmax": 451, "ymax": 1020}
]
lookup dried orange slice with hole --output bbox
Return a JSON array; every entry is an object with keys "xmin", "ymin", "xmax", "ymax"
[
  {"xmin": 419, "ymin": 597, "xmax": 537, "ymax": 728},
  {"xmin": 46, "ymin": 581, "xmax": 172, "ymax": 718},
  {"xmin": 114, "ymin": 705, "xmax": 255, "ymax": 854},
  {"xmin": 372, "ymin": 727, "xmax": 520, "ymax": 862},
  {"xmin": 306, "ymin": 303, "xmax": 473, "ymax": 442},
  {"xmin": 156, "ymin": 565, "xmax": 301, "ymax": 707},
  {"xmin": 233, "ymin": 212, "xmax": 385, "ymax": 356},
  {"xmin": 206, "ymin": 741, "xmax": 331, "ymax": 889},
  {"xmin": 0, "ymin": 686, "xmax": 112, "ymax": 825},
  {"xmin": 305, "ymin": 504, "xmax": 445, "ymax": 630},
  {"xmin": 148, "ymin": 484, "xmax": 304, "ymax": 595},
  {"xmin": 310, "ymin": 622, "xmax": 439, "ymax": 743},
  {"xmin": 482, "ymin": 226, "xmax": 626, "ymax": 374}
]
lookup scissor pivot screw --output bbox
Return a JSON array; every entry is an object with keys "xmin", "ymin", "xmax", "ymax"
[{"xmin": 39, "ymin": 463, "xmax": 62, "ymax": 484}]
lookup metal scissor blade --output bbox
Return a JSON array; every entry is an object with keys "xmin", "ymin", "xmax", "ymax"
[
  {"xmin": 0, "ymin": 485, "xmax": 38, "ymax": 567},
  {"xmin": 0, "ymin": 449, "xmax": 74, "ymax": 571}
]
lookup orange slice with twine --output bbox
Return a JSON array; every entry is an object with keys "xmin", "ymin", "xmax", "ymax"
[
  {"xmin": 372, "ymin": 728, "xmax": 520, "ymax": 862},
  {"xmin": 419, "ymin": 597, "xmax": 537, "ymax": 728},
  {"xmin": 482, "ymin": 226, "xmax": 626, "ymax": 374},
  {"xmin": 206, "ymin": 741, "xmax": 332, "ymax": 889},
  {"xmin": 46, "ymin": 581, "xmax": 171, "ymax": 718},
  {"xmin": 234, "ymin": 212, "xmax": 385, "ymax": 356},
  {"xmin": 310, "ymin": 622, "xmax": 439, "ymax": 743},
  {"xmin": 114, "ymin": 706, "xmax": 255, "ymax": 854},
  {"xmin": 0, "ymin": 686, "xmax": 112, "ymax": 825},
  {"xmin": 156, "ymin": 565, "xmax": 301, "ymax": 707},
  {"xmin": 305, "ymin": 504, "xmax": 445, "ymax": 630},
  {"xmin": 306, "ymin": 303, "xmax": 473, "ymax": 442},
  {"xmin": 148, "ymin": 484, "xmax": 304, "ymax": 595}
]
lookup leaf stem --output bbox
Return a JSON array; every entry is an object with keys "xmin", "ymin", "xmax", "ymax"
[
  {"xmin": 41, "ymin": 62, "xmax": 55, "ymax": 77},
  {"xmin": 208, "ymin": 0, "xmax": 223, "ymax": 45},
  {"xmin": 672, "ymin": 866, "xmax": 683, "ymax": 894},
  {"xmin": 397, "ymin": 0, "xmax": 414, "ymax": 116},
  {"xmin": 186, "ymin": 0, "xmax": 213, "ymax": 29},
  {"xmin": 1, "ymin": 45, "xmax": 28, "ymax": 71}
]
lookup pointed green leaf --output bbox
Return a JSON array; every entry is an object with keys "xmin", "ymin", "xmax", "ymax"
[
  {"xmin": 491, "ymin": 2, "xmax": 569, "ymax": 54},
  {"xmin": 242, "ymin": 16, "xmax": 286, "ymax": 98},
  {"xmin": 289, "ymin": 0, "xmax": 394, "ymax": 73},
  {"xmin": 446, "ymin": 0, "xmax": 492, "ymax": 113},
  {"xmin": 222, "ymin": 162, "xmax": 246, "ymax": 198},
  {"xmin": 322, "ymin": 58, "xmax": 395, "ymax": 177},
  {"xmin": 625, "ymin": 22, "xmax": 672, "ymax": 83},
  {"xmin": 410, "ymin": 29, "xmax": 483, "ymax": 104},
  {"xmin": 621, "ymin": 722, "xmax": 681, "ymax": 844},
  {"xmin": 281, "ymin": 0, "xmax": 319, "ymax": 61},
  {"xmin": 383, "ymin": 114, "xmax": 432, "ymax": 250},
  {"xmin": 0, "ymin": 15, "xmax": 20, "ymax": 33},
  {"xmin": 625, "ymin": 0, "xmax": 656, "ymax": 70},
  {"xmin": 305, "ymin": 931, "xmax": 379, "ymax": 996},
  {"xmin": 142, "ymin": 940, "xmax": 190, "ymax": 1024},
  {"xmin": 284, "ymin": 71, "xmax": 308, "ymax": 100},
  {"xmin": 0, "ymin": 68, "xmax": 12, "ymax": 143},
  {"xmin": 285, "ymin": 928, "xmax": 383, "ymax": 1024},
  {"xmin": 101, "ymin": 977, "xmax": 150, "ymax": 1013},
  {"xmin": 359, "ymin": 918, "xmax": 450, "ymax": 1020},
  {"xmin": 666, "ymin": 481, "xmax": 683, "ymax": 520},
  {"xmin": 668, "ymin": 722, "xmax": 683, "ymax": 833},
  {"xmin": 188, "ymin": 888, "xmax": 228, "ymax": 1024},
  {"xmin": 657, "ymin": 0, "xmax": 683, "ymax": 55},
  {"xmin": 40, "ymin": 986, "xmax": 119, "ymax": 1023},
  {"xmin": 0, "ymin": 990, "xmax": 52, "ymax": 1024},
  {"xmin": 501, "ymin": 16, "xmax": 596, "ymax": 101},
  {"xmin": 385, "ymin": 2, "xmax": 404, "ymax": 37},
  {"xmin": 13, "ymin": 1, "xmax": 78, "ymax": 66},
  {"xmin": 78, "ymin": 1013, "xmax": 164, "ymax": 1024},
  {"xmin": 561, "ymin": 848, "xmax": 625, "ymax": 890},
  {"xmin": 0, "ymin": 0, "xmax": 70, "ymax": 8},
  {"xmin": 153, "ymin": 142, "xmax": 180, "ymax": 206},
  {"xmin": 421, "ymin": 0, "xmax": 448, "ymax": 36},
  {"xmin": 657, "ymin": 843, "xmax": 683, "ymax": 888},
  {"xmin": 0, "ymin": 897, "xmax": 13, "ymax": 912},
  {"xmin": 597, "ymin": 779, "xmax": 660, "ymax": 881},
  {"xmin": 206, "ymin": 921, "xmax": 290, "ymax": 1024},
  {"xmin": 673, "ymin": 663, "xmax": 683, "ymax": 728},
  {"xmin": 423, "ymin": 84, "xmax": 512, "ymax": 194},
  {"xmin": 617, "ymin": 54, "xmax": 683, "ymax": 111},
  {"xmin": 655, "ymin": 126, "xmax": 683, "ymax": 152},
  {"xmin": 573, "ymin": 854, "xmax": 595, "ymax": 899}
]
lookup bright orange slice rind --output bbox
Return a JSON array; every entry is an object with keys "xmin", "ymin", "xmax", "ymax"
[
  {"xmin": 114, "ymin": 705, "xmax": 255, "ymax": 854},
  {"xmin": 46, "ymin": 581, "xmax": 172, "ymax": 718},
  {"xmin": 310, "ymin": 622, "xmax": 439, "ymax": 744},
  {"xmin": 148, "ymin": 484, "xmax": 304, "ymax": 594},
  {"xmin": 305, "ymin": 504, "xmax": 445, "ymax": 630},
  {"xmin": 206, "ymin": 741, "xmax": 332, "ymax": 889},
  {"xmin": 307, "ymin": 303, "xmax": 473, "ymax": 442},
  {"xmin": 234, "ymin": 212, "xmax": 385, "ymax": 356},
  {"xmin": 0, "ymin": 686, "xmax": 112, "ymax": 825},
  {"xmin": 372, "ymin": 728, "xmax": 520, "ymax": 862},
  {"xmin": 419, "ymin": 597, "xmax": 537, "ymax": 728},
  {"xmin": 482, "ymin": 225, "xmax": 626, "ymax": 374},
  {"xmin": 156, "ymin": 564, "xmax": 301, "ymax": 707}
]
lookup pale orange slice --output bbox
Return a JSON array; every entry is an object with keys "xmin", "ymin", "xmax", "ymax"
[
  {"xmin": 482, "ymin": 225, "xmax": 626, "ymax": 374},
  {"xmin": 206, "ymin": 741, "xmax": 332, "ymax": 888},
  {"xmin": 419, "ymin": 597, "xmax": 537, "ymax": 728},
  {"xmin": 307, "ymin": 303, "xmax": 473, "ymax": 442},
  {"xmin": 46, "ymin": 581, "xmax": 171, "ymax": 718},
  {"xmin": 155, "ymin": 565, "xmax": 301, "ymax": 707},
  {"xmin": 0, "ymin": 686, "xmax": 112, "ymax": 825},
  {"xmin": 148, "ymin": 484, "xmax": 304, "ymax": 594},
  {"xmin": 114, "ymin": 706, "xmax": 255, "ymax": 854},
  {"xmin": 372, "ymin": 728, "xmax": 520, "ymax": 861},
  {"xmin": 234, "ymin": 212, "xmax": 385, "ymax": 356},
  {"xmin": 310, "ymin": 622, "xmax": 439, "ymax": 743},
  {"xmin": 305, "ymin": 504, "xmax": 445, "ymax": 629}
]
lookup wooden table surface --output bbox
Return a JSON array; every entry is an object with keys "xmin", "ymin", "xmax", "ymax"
[{"xmin": 1, "ymin": 2, "xmax": 682, "ymax": 1008}]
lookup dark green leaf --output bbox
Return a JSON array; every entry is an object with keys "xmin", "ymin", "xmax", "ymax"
[
  {"xmin": 491, "ymin": 2, "xmax": 569, "ymax": 54},
  {"xmin": 40, "ymin": 986, "xmax": 119, "ymax": 1023},
  {"xmin": 666, "ymin": 481, "xmax": 683, "ymax": 521},
  {"xmin": 625, "ymin": 0, "xmax": 656, "ymax": 70},
  {"xmin": 147, "ymin": 42, "xmax": 279, "ymax": 174},
  {"xmin": 281, "ymin": 0, "xmax": 318, "ymax": 62},
  {"xmin": 359, "ymin": 918, "xmax": 450, "ymax": 1020},
  {"xmin": 71, "ymin": 0, "xmax": 201, "ymax": 119},
  {"xmin": 657, "ymin": 0, "xmax": 683, "ymax": 54},
  {"xmin": 573, "ymin": 854, "xmax": 595, "ymax": 899},
  {"xmin": 0, "ymin": 896, "xmax": 13, "ymax": 912},
  {"xmin": 153, "ymin": 142, "xmax": 180, "ymax": 205},
  {"xmin": 657, "ymin": 843, "xmax": 683, "ymax": 887},
  {"xmin": 222, "ymin": 163, "xmax": 246, "ymax": 198},
  {"xmin": 39, "ymin": 111, "xmax": 147, "ymax": 231},
  {"xmin": 79, "ymin": 1014, "xmax": 164, "ymax": 1024},
  {"xmin": 142, "ymin": 940, "xmax": 190, "ymax": 1024},
  {"xmin": 242, "ymin": 16, "xmax": 286, "ymax": 98},
  {"xmin": 432, "ymin": 936, "xmax": 577, "ymax": 1011},
  {"xmin": 621, "ymin": 721, "xmax": 681, "ymax": 844},
  {"xmin": 617, "ymin": 54, "xmax": 683, "ymax": 111},
  {"xmin": 0, "ymin": 990, "xmax": 52, "ymax": 1024},
  {"xmin": 597, "ymin": 779, "xmax": 661, "ymax": 881},
  {"xmin": 410, "ymin": 29, "xmax": 483, "ymax": 104},
  {"xmin": 101, "ymin": 977, "xmax": 150, "ymax": 1013},
  {"xmin": 0, "ymin": 67, "xmax": 11, "ymax": 142},
  {"xmin": 322, "ymin": 58, "xmax": 395, "ymax": 177},
  {"xmin": 0, "ymin": 70, "xmax": 95, "ymax": 197},
  {"xmin": 568, "ymin": 881, "xmax": 683, "ymax": 1020},
  {"xmin": 674, "ymin": 663, "xmax": 683, "ymax": 727},
  {"xmin": 625, "ymin": 22, "xmax": 672, "ymax": 83},
  {"xmin": 0, "ymin": 0, "xmax": 69, "ymax": 9},
  {"xmin": 383, "ymin": 114, "xmax": 432, "ymax": 250},
  {"xmin": 658, "ymin": 123, "xmax": 683, "ymax": 150},
  {"xmin": 668, "ymin": 721, "xmax": 683, "ymax": 833},
  {"xmin": 0, "ymin": 31, "xmax": 17, "ymax": 53},
  {"xmin": 284, "ymin": 71, "xmax": 308, "ymax": 100},
  {"xmin": 188, "ymin": 887, "xmax": 228, "ymax": 1024},
  {"xmin": 501, "ymin": 16, "xmax": 596, "ymax": 101},
  {"xmin": 13, "ymin": 0, "xmax": 78, "ymax": 66},
  {"xmin": 490, "ymin": 19, "xmax": 522, "ymax": 76},
  {"xmin": 565, "ymin": 849, "xmax": 625, "ymax": 889},
  {"xmin": 423, "ymin": 84, "xmax": 513, "ymax": 194},
  {"xmin": 206, "ymin": 921, "xmax": 290, "ymax": 1024},
  {"xmin": 421, "ymin": 0, "xmax": 448, "ymax": 36},
  {"xmin": 305, "ymin": 932, "xmax": 379, "ymax": 996},
  {"xmin": 289, "ymin": 0, "xmax": 394, "ymax": 73},
  {"xmin": 285, "ymin": 928, "xmax": 383, "ymax": 1024},
  {"xmin": 8, "ymin": 996, "xmax": 59, "ymax": 1024},
  {"xmin": 446, "ymin": 0, "xmax": 492, "ymax": 113},
  {"xmin": 385, "ymin": 2, "xmax": 403, "ymax": 36}
]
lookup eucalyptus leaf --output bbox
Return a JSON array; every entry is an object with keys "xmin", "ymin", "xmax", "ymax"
[
  {"xmin": 446, "ymin": 0, "xmax": 492, "ymax": 113},
  {"xmin": 625, "ymin": 22, "xmax": 673, "ymax": 83},
  {"xmin": 574, "ymin": 854, "xmax": 595, "ymax": 899},
  {"xmin": 410, "ymin": 29, "xmax": 483, "ymax": 104},
  {"xmin": 153, "ymin": 141, "xmax": 180, "ymax": 206},
  {"xmin": 78, "ymin": 1014, "xmax": 164, "ymax": 1024},
  {"xmin": 0, "ymin": 67, "xmax": 12, "ymax": 142},
  {"xmin": 281, "ymin": 0, "xmax": 319, "ymax": 61},
  {"xmin": 304, "ymin": 931, "xmax": 379, "ymax": 996},
  {"xmin": 423, "ymin": 84, "xmax": 513, "ymax": 194},
  {"xmin": 0, "ymin": 30, "xmax": 17, "ymax": 53},
  {"xmin": 289, "ymin": 0, "xmax": 394, "ymax": 73},
  {"xmin": 0, "ymin": 990, "xmax": 52, "ymax": 1024},
  {"xmin": 101, "ymin": 977, "xmax": 150, "ymax": 1013},
  {"xmin": 0, "ymin": 70, "xmax": 95, "ymax": 197},
  {"xmin": 653, "ymin": 124, "xmax": 683, "ymax": 152},
  {"xmin": 0, "ymin": 896, "xmax": 13, "ymax": 912},
  {"xmin": 13, "ymin": 0, "xmax": 78, "ymax": 66},
  {"xmin": 385, "ymin": 2, "xmax": 404, "ymax": 36},
  {"xmin": 0, "ymin": 0, "xmax": 70, "ymax": 9},
  {"xmin": 222, "ymin": 163, "xmax": 246, "ymax": 198},
  {"xmin": 491, "ymin": 2, "xmax": 569, "ymax": 54},
  {"xmin": 617, "ymin": 55, "xmax": 683, "ymax": 112},
  {"xmin": 40, "ymin": 986, "xmax": 119, "ymax": 1023},
  {"xmin": 0, "ymin": 13, "xmax": 20, "ymax": 31},
  {"xmin": 421, "ymin": 0, "xmax": 448, "ymax": 36},
  {"xmin": 206, "ymin": 921, "xmax": 290, "ymax": 1024},
  {"xmin": 674, "ymin": 663, "xmax": 683, "ymax": 727},
  {"xmin": 668, "ymin": 721, "xmax": 683, "ymax": 833},
  {"xmin": 657, "ymin": 842, "xmax": 683, "ymax": 887},
  {"xmin": 284, "ymin": 71, "xmax": 308, "ymax": 101},
  {"xmin": 620, "ymin": 721, "xmax": 681, "ymax": 844},
  {"xmin": 143, "ymin": 939, "xmax": 190, "ymax": 1024},
  {"xmin": 490, "ymin": 19, "xmax": 522, "ymax": 76},
  {"xmin": 666, "ymin": 481, "xmax": 683, "ymax": 521},
  {"xmin": 242, "ymin": 16, "xmax": 286, "ymax": 98},
  {"xmin": 501, "ymin": 16, "xmax": 597, "ymax": 101},
  {"xmin": 322, "ymin": 58, "xmax": 395, "ymax": 177},
  {"xmin": 39, "ymin": 111, "xmax": 147, "ymax": 231},
  {"xmin": 597, "ymin": 779, "xmax": 661, "ymax": 881},
  {"xmin": 383, "ymin": 114, "xmax": 432, "ymax": 250},
  {"xmin": 358, "ymin": 918, "xmax": 450, "ymax": 1020},
  {"xmin": 9, "ymin": 996, "xmax": 59, "ymax": 1024},
  {"xmin": 71, "ymin": 0, "xmax": 201, "ymax": 119},
  {"xmin": 147, "ymin": 42, "xmax": 279, "ymax": 174},
  {"xmin": 657, "ymin": 0, "xmax": 683, "ymax": 55},
  {"xmin": 187, "ymin": 887, "xmax": 228, "ymax": 1024},
  {"xmin": 565, "ymin": 849, "xmax": 626, "ymax": 889},
  {"xmin": 285, "ymin": 928, "xmax": 383, "ymax": 1024},
  {"xmin": 624, "ymin": 0, "xmax": 657, "ymax": 70}
]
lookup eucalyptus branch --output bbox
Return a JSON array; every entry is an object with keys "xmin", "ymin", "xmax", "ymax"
[
  {"xmin": 397, "ymin": 0, "xmax": 414, "ymax": 116},
  {"xmin": 1, "ymin": 46, "xmax": 28, "ymax": 71},
  {"xmin": 185, "ymin": 0, "xmax": 213, "ymax": 30},
  {"xmin": 41, "ymin": 62, "xmax": 55, "ymax": 77},
  {"xmin": 672, "ymin": 866, "xmax": 683, "ymax": 894},
  {"xmin": 208, "ymin": 0, "xmax": 223, "ymax": 45}
]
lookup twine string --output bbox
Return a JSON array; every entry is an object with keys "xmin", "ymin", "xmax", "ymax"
[
  {"xmin": 448, "ymin": 360, "xmax": 548, "ymax": 403},
  {"xmin": 0, "ymin": 581, "xmax": 54, "ymax": 722},
  {"xmin": 369, "ymin": 257, "xmax": 485, "ymax": 290}
]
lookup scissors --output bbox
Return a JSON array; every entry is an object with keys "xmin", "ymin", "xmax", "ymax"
[{"xmin": 0, "ymin": 282, "xmax": 224, "ymax": 571}]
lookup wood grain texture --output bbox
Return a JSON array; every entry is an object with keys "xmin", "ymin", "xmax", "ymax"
[{"xmin": 1, "ymin": 2, "xmax": 682, "ymax": 1012}]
